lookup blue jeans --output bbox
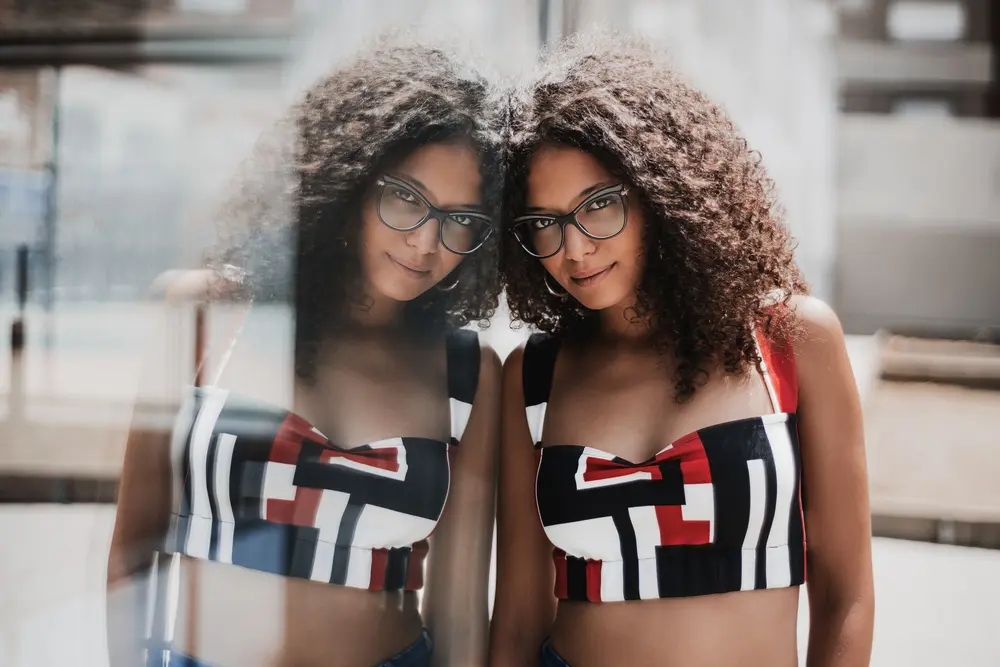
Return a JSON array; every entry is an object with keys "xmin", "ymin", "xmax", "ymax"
[
  {"xmin": 539, "ymin": 639, "xmax": 571, "ymax": 667},
  {"xmin": 158, "ymin": 630, "xmax": 433, "ymax": 667}
]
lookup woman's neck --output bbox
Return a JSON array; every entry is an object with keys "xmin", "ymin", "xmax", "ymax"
[
  {"xmin": 349, "ymin": 287, "xmax": 405, "ymax": 331},
  {"xmin": 598, "ymin": 294, "xmax": 651, "ymax": 343}
]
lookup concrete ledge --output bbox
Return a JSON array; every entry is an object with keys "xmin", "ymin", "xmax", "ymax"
[
  {"xmin": 837, "ymin": 40, "xmax": 993, "ymax": 88},
  {"xmin": 0, "ymin": 475, "xmax": 118, "ymax": 504},
  {"xmin": 879, "ymin": 336, "xmax": 1000, "ymax": 388},
  {"xmin": 872, "ymin": 514, "xmax": 1000, "ymax": 550}
]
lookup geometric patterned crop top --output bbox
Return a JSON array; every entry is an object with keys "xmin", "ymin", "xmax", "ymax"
[
  {"xmin": 524, "ymin": 328, "xmax": 806, "ymax": 603},
  {"xmin": 162, "ymin": 328, "xmax": 480, "ymax": 592}
]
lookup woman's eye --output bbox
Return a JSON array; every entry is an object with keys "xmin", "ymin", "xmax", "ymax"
[
  {"xmin": 449, "ymin": 215, "xmax": 473, "ymax": 226},
  {"xmin": 530, "ymin": 218, "xmax": 555, "ymax": 230},
  {"xmin": 392, "ymin": 188, "xmax": 419, "ymax": 205},
  {"xmin": 587, "ymin": 196, "xmax": 613, "ymax": 211}
]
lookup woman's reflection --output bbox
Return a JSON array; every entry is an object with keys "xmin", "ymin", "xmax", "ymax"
[{"xmin": 106, "ymin": 39, "xmax": 502, "ymax": 667}]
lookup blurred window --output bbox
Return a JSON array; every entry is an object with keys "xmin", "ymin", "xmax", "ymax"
[
  {"xmin": 887, "ymin": 1, "xmax": 966, "ymax": 41},
  {"xmin": 891, "ymin": 97, "xmax": 955, "ymax": 116},
  {"xmin": 178, "ymin": 0, "xmax": 249, "ymax": 16}
]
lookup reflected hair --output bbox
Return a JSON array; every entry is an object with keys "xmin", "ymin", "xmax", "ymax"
[
  {"xmin": 205, "ymin": 36, "xmax": 503, "ymax": 382},
  {"xmin": 501, "ymin": 33, "xmax": 808, "ymax": 401}
]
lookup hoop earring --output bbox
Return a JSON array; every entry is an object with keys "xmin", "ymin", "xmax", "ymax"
[
  {"xmin": 544, "ymin": 274, "xmax": 567, "ymax": 299},
  {"xmin": 437, "ymin": 275, "xmax": 460, "ymax": 292}
]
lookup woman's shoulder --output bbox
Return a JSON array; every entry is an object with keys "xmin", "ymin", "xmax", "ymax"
[
  {"xmin": 783, "ymin": 294, "xmax": 850, "ymax": 384},
  {"xmin": 502, "ymin": 332, "xmax": 560, "ymax": 370},
  {"xmin": 501, "ymin": 332, "xmax": 563, "ymax": 407},
  {"xmin": 759, "ymin": 291, "xmax": 844, "ymax": 347},
  {"xmin": 785, "ymin": 294, "xmax": 845, "ymax": 344}
]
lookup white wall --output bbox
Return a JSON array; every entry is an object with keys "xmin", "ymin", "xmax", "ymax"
[
  {"xmin": 836, "ymin": 114, "xmax": 1000, "ymax": 333},
  {"xmin": 839, "ymin": 115, "xmax": 1000, "ymax": 230}
]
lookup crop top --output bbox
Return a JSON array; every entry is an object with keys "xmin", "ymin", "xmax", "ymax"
[
  {"xmin": 524, "ymin": 329, "xmax": 806, "ymax": 602},
  {"xmin": 161, "ymin": 328, "xmax": 481, "ymax": 592}
]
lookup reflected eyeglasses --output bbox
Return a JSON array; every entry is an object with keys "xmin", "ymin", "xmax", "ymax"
[{"xmin": 375, "ymin": 175, "xmax": 494, "ymax": 255}]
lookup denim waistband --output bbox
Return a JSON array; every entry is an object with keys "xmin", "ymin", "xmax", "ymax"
[{"xmin": 539, "ymin": 638, "xmax": 572, "ymax": 667}]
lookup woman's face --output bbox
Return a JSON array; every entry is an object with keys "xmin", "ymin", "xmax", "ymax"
[
  {"xmin": 359, "ymin": 140, "xmax": 486, "ymax": 303},
  {"xmin": 523, "ymin": 144, "xmax": 644, "ymax": 312}
]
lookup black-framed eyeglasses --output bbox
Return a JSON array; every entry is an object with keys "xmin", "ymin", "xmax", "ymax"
[
  {"xmin": 375, "ymin": 174, "xmax": 494, "ymax": 255},
  {"xmin": 511, "ymin": 184, "xmax": 629, "ymax": 259}
]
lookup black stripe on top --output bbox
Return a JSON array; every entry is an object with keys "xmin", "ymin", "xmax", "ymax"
[
  {"xmin": 384, "ymin": 547, "xmax": 411, "ymax": 590},
  {"xmin": 330, "ymin": 502, "xmax": 364, "ymax": 585},
  {"xmin": 522, "ymin": 333, "xmax": 560, "ymax": 408},
  {"xmin": 446, "ymin": 329, "xmax": 480, "ymax": 404},
  {"xmin": 785, "ymin": 416, "xmax": 807, "ymax": 585}
]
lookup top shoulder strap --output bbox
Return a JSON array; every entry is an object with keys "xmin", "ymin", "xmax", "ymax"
[
  {"xmin": 754, "ymin": 301, "xmax": 799, "ymax": 414},
  {"xmin": 522, "ymin": 333, "xmax": 560, "ymax": 445},
  {"xmin": 446, "ymin": 328, "xmax": 481, "ymax": 444}
]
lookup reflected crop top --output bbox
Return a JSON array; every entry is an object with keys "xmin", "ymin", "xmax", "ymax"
[
  {"xmin": 524, "ymin": 329, "xmax": 806, "ymax": 602},
  {"xmin": 162, "ymin": 329, "xmax": 480, "ymax": 592}
]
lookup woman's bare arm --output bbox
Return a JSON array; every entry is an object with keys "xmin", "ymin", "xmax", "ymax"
[
  {"xmin": 106, "ymin": 270, "xmax": 232, "ymax": 666},
  {"xmin": 792, "ymin": 296, "xmax": 875, "ymax": 667},
  {"xmin": 488, "ymin": 344, "xmax": 558, "ymax": 667},
  {"xmin": 106, "ymin": 311, "xmax": 181, "ymax": 666}
]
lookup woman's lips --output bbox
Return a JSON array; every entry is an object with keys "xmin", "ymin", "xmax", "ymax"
[
  {"xmin": 387, "ymin": 253, "xmax": 432, "ymax": 279},
  {"xmin": 570, "ymin": 263, "xmax": 615, "ymax": 287}
]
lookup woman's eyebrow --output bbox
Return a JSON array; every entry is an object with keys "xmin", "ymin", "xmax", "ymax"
[
  {"xmin": 525, "ymin": 180, "xmax": 618, "ymax": 214},
  {"xmin": 389, "ymin": 171, "xmax": 430, "ymax": 195},
  {"xmin": 392, "ymin": 171, "xmax": 484, "ymax": 211}
]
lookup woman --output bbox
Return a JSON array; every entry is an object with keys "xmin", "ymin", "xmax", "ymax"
[
  {"xmin": 491, "ymin": 35, "xmax": 874, "ymax": 667},
  {"xmin": 107, "ymin": 39, "xmax": 502, "ymax": 667}
]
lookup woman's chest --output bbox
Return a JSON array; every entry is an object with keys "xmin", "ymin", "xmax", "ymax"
[
  {"xmin": 543, "ymin": 364, "xmax": 677, "ymax": 462},
  {"xmin": 298, "ymin": 346, "xmax": 450, "ymax": 448},
  {"xmin": 542, "ymin": 352, "xmax": 769, "ymax": 463}
]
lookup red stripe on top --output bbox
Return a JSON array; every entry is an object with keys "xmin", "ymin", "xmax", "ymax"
[
  {"xmin": 265, "ymin": 486, "xmax": 322, "ymax": 527},
  {"xmin": 318, "ymin": 446, "xmax": 400, "ymax": 472},
  {"xmin": 406, "ymin": 540, "xmax": 430, "ymax": 590},
  {"xmin": 585, "ymin": 560, "xmax": 603, "ymax": 602},
  {"xmin": 655, "ymin": 504, "xmax": 712, "ymax": 546},
  {"xmin": 583, "ymin": 458, "xmax": 663, "ymax": 483},
  {"xmin": 553, "ymin": 548, "xmax": 569, "ymax": 599},
  {"xmin": 369, "ymin": 549, "xmax": 388, "ymax": 590},
  {"xmin": 667, "ymin": 433, "xmax": 712, "ymax": 485},
  {"xmin": 756, "ymin": 330, "xmax": 798, "ymax": 414},
  {"xmin": 270, "ymin": 413, "xmax": 325, "ymax": 464},
  {"xmin": 269, "ymin": 414, "xmax": 306, "ymax": 464}
]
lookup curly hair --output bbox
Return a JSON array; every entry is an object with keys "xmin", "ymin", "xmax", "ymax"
[
  {"xmin": 205, "ymin": 36, "xmax": 503, "ymax": 382},
  {"xmin": 501, "ymin": 33, "xmax": 808, "ymax": 401}
]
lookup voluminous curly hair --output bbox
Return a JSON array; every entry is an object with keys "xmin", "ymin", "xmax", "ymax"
[
  {"xmin": 205, "ymin": 37, "xmax": 503, "ymax": 382},
  {"xmin": 502, "ymin": 33, "xmax": 809, "ymax": 401}
]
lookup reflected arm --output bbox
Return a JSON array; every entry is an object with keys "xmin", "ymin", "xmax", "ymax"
[
  {"xmin": 488, "ymin": 345, "xmax": 558, "ymax": 666},
  {"xmin": 422, "ymin": 342, "xmax": 502, "ymax": 667}
]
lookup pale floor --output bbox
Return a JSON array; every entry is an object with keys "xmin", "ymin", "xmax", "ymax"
[{"xmin": 0, "ymin": 505, "xmax": 999, "ymax": 667}]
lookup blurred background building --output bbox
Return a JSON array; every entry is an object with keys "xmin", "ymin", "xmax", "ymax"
[
  {"xmin": 0, "ymin": 2, "xmax": 998, "ymax": 666},
  {"xmin": 835, "ymin": 0, "xmax": 999, "ymax": 338}
]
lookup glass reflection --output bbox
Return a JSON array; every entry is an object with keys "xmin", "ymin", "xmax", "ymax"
[{"xmin": 106, "ymin": 39, "xmax": 501, "ymax": 667}]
